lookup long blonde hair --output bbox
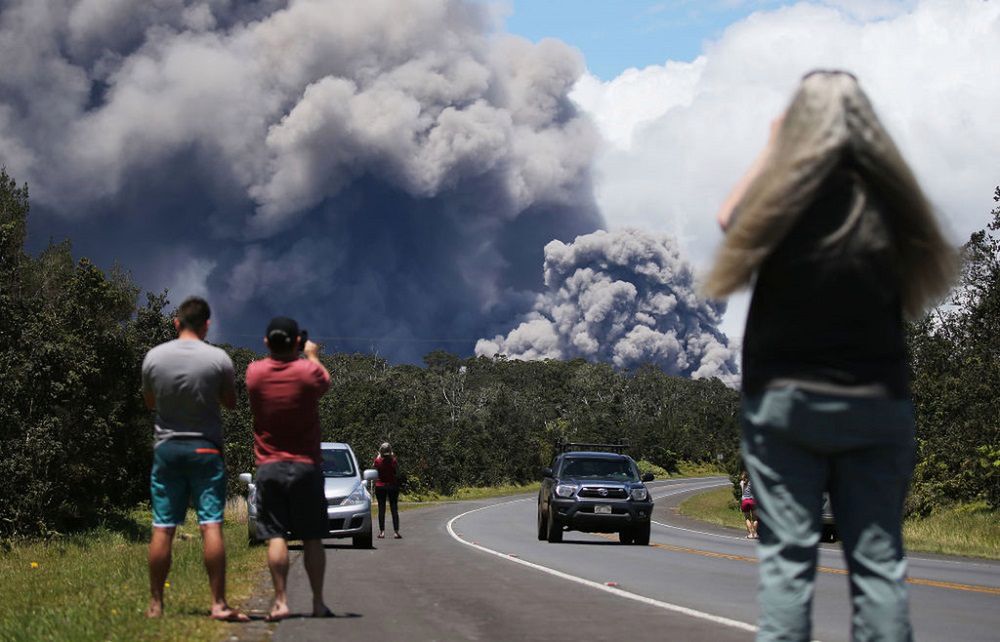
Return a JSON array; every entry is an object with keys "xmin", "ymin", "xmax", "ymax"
[{"xmin": 704, "ymin": 71, "xmax": 957, "ymax": 318}]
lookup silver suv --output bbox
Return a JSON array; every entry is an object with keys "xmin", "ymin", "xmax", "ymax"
[{"xmin": 239, "ymin": 442, "xmax": 379, "ymax": 548}]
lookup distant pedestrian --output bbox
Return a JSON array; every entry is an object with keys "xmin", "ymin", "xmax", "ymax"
[
  {"xmin": 739, "ymin": 471, "xmax": 758, "ymax": 540},
  {"xmin": 141, "ymin": 296, "xmax": 248, "ymax": 621},
  {"xmin": 246, "ymin": 316, "xmax": 333, "ymax": 621},
  {"xmin": 373, "ymin": 442, "xmax": 401, "ymax": 539},
  {"xmin": 706, "ymin": 70, "xmax": 956, "ymax": 641}
]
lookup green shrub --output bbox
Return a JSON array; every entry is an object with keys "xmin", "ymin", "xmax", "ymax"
[{"xmin": 636, "ymin": 460, "xmax": 669, "ymax": 478}]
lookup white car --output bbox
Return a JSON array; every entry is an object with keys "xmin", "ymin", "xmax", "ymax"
[{"xmin": 238, "ymin": 442, "xmax": 379, "ymax": 548}]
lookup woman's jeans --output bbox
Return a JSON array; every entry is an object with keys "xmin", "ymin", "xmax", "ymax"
[
  {"xmin": 741, "ymin": 386, "xmax": 916, "ymax": 642},
  {"xmin": 375, "ymin": 485, "xmax": 400, "ymax": 533}
]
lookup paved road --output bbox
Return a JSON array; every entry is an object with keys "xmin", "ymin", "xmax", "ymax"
[{"xmin": 242, "ymin": 478, "xmax": 1000, "ymax": 641}]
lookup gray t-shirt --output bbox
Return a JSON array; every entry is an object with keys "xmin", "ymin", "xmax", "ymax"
[{"xmin": 141, "ymin": 339, "xmax": 236, "ymax": 449}]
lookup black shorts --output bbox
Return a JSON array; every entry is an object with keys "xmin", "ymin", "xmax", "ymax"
[{"xmin": 255, "ymin": 461, "xmax": 327, "ymax": 541}]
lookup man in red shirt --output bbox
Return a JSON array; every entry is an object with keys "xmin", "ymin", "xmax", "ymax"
[{"xmin": 246, "ymin": 316, "xmax": 332, "ymax": 621}]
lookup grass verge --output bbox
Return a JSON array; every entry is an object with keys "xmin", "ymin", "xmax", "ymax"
[
  {"xmin": 677, "ymin": 486, "xmax": 747, "ymax": 531},
  {"xmin": 902, "ymin": 501, "xmax": 1000, "ymax": 559},
  {"xmin": 0, "ymin": 500, "xmax": 266, "ymax": 642},
  {"xmin": 678, "ymin": 487, "xmax": 1000, "ymax": 560},
  {"xmin": 673, "ymin": 460, "xmax": 728, "ymax": 478}
]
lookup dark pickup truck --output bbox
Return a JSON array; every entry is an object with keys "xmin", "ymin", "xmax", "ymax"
[{"xmin": 537, "ymin": 444, "xmax": 655, "ymax": 545}]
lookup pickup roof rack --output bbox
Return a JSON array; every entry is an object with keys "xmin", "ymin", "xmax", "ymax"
[{"xmin": 556, "ymin": 441, "xmax": 630, "ymax": 455}]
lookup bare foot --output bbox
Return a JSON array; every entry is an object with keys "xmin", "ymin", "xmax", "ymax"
[
  {"xmin": 210, "ymin": 605, "xmax": 250, "ymax": 622},
  {"xmin": 265, "ymin": 602, "xmax": 291, "ymax": 622},
  {"xmin": 146, "ymin": 601, "xmax": 164, "ymax": 618}
]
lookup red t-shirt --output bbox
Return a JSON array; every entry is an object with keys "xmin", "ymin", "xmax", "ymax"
[
  {"xmin": 246, "ymin": 357, "xmax": 330, "ymax": 465},
  {"xmin": 373, "ymin": 456, "xmax": 398, "ymax": 487}
]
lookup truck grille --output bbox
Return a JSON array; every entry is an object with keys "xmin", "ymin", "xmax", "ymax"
[{"xmin": 578, "ymin": 487, "xmax": 628, "ymax": 499}]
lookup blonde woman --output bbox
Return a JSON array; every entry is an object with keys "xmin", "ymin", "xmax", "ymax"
[{"xmin": 707, "ymin": 70, "xmax": 956, "ymax": 641}]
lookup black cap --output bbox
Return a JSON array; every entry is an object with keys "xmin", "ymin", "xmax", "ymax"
[{"xmin": 266, "ymin": 316, "xmax": 299, "ymax": 351}]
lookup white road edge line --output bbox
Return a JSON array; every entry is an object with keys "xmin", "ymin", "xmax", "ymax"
[
  {"xmin": 652, "ymin": 520, "xmax": 749, "ymax": 542},
  {"xmin": 446, "ymin": 499, "xmax": 757, "ymax": 634}
]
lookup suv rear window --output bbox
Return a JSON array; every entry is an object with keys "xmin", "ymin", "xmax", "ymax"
[{"xmin": 560, "ymin": 457, "xmax": 638, "ymax": 481}]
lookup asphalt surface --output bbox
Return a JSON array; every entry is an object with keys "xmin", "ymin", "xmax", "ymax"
[{"xmin": 235, "ymin": 477, "xmax": 1000, "ymax": 641}]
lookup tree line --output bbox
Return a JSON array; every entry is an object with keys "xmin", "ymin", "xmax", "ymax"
[{"xmin": 1, "ymin": 168, "xmax": 997, "ymax": 539}]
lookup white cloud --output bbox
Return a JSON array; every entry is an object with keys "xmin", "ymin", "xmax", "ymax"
[{"xmin": 572, "ymin": 0, "xmax": 1000, "ymax": 340}]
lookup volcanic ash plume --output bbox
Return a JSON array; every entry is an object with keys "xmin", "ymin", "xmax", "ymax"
[
  {"xmin": 0, "ymin": 0, "xmax": 602, "ymax": 360},
  {"xmin": 476, "ymin": 229, "xmax": 739, "ymax": 384}
]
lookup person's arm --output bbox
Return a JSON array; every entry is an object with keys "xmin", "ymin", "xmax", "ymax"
[
  {"xmin": 716, "ymin": 115, "xmax": 784, "ymax": 231},
  {"xmin": 219, "ymin": 356, "xmax": 237, "ymax": 410},
  {"xmin": 302, "ymin": 340, "xmax": 330, "ymax": 389},
  {"xmin": 141, "ymin": 355, "xmax": 156, "ymax": 410}
]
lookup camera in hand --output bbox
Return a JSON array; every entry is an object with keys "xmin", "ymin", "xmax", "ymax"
[{"xmin": 298, "ymin": 329, "xmax": 308, "ymax": 352}]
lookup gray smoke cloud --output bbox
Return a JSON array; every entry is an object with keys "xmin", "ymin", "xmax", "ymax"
[
  {"xmin": 4, "ymin": 0, "xmax": 594, "ymax": 217},
  {"xmin": 1, "ymin": 0, "xmax": 605, "ymax": 360},
  {"xmin": 475, "ymin": 229, "xmax": 739, "ymax": 384},
  {"xmin": 3, "ymin": 0, "xmax": 738, "ymax": 376}
]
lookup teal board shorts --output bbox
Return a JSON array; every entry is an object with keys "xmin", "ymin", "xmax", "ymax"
[{"xmin": 150, "ymin": 438, "xmax": 226, "ymax": 527}]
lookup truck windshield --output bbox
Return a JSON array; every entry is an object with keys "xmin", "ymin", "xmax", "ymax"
[
  {"xmin": 561, "ymin": 457, "xmax": 638, "ymax": 481},
  {"xmin": 321, "ymin": 449, "xmax": 356, "ymax": 478}
]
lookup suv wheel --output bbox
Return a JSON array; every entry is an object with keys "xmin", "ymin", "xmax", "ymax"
[
  {"xmin": 633, "ymin": 523, "xmax": 651, "ymax": 546},
  {"xmin": 537, "ymin": 505, "xmax": 548, "ymax": 541},
  {"xmin": 546, "ymin": 506, "xmax": 563, "ymax": 543},
  {"xmin": 618, "ymin": 529, "xmax": 634, "ymax": 545}
]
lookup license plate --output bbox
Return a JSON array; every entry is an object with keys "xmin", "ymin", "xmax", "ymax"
[{"xmin": 595, "ymin": 504, "xmax": 612, "ymax": 514}]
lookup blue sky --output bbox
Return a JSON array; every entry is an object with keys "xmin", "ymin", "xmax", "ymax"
[{"xmin": 500, "ymin": 1, "xmax": 788, "ymax": 79}]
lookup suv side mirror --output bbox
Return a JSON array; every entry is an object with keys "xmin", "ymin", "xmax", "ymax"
[
  {"xmin": 238, "ymin": 473, "xmax": 253, "ymax": 485},
  {"xmin": 641, "ymin": 472, "xmax": 654, "ymax": 482},
  {"xmin": 363, "ymin": 469, "xmax": 379, "ymax": 482},
  {"xmin": 541, "ymin": 467, "xmax": 554, "ymax": 478}
]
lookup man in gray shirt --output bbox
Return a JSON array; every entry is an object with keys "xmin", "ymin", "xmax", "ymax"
[{"xmin": 141, "ymin": 296, "xmax": 247, "ymax": 621}]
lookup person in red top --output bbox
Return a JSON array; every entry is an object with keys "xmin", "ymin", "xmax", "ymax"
[
  {"xmin": 246, "ymin": 316, "xmax": 332, "ymax": 621},
  {"xmin": 373, "ymin": 442, "xmax": 401, "ymax": 539}
]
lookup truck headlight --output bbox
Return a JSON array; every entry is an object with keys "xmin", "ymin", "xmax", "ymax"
[
  {"xmin": 630, "ymin": 487, "xmax": 648, "ymax": 501},
  {"xmin": 340, "ymin": 484, "xmax": 368, "ymax": 506},
  {"xmin": 555, "ymin": 484, "xmax": 577, "ymax": 498}
]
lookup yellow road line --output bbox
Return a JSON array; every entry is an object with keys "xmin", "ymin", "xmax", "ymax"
[
  {"xmin": 905, "ymin": 577, "xmax": 1000, "ymax": 595},
  {"xmin": 596, "ymin": 534, "xmax": 1000, "ymax": 596}
]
